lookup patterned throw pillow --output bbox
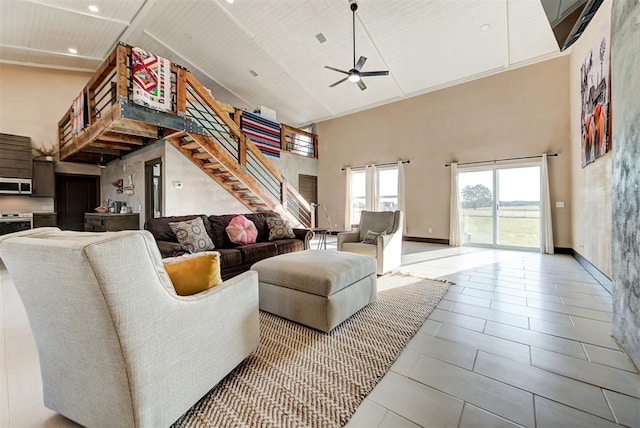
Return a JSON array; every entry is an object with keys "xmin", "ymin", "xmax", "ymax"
[
  {"xmin": 225, "ymin": 215, "xmax": 258, "ymax": 245},
  {"xmin": 362, "ymin": 229, "xmax": 383, "ymax": 244},
  {"xmin": 266, "ymin": 217, "xmax": 296, "ymax": 241},
  {"xmin": 168, "ymin": 217, "xmax": 215, "ymax": 253}
]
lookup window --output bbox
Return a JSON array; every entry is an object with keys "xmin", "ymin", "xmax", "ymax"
[
  {"xmin": 376, "ymin": 167, "xmax": 398, "ymax": 212},
  {"xmin": 348, "ymin": 165, "xmax": 399, "ymax": 227}
]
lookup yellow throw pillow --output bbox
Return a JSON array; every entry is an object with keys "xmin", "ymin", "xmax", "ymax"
[{"xmin": 163, "ymin": 252, "xmax": 222, "ymax": 296}]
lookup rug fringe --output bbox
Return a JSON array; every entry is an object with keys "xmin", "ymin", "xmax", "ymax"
[{"xmin": 389, "ymin": 270, "xmax": 456, "ymax": 285}]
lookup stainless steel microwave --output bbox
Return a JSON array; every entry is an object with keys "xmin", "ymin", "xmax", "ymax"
[{"xmin": 0, "ymin": 177, "xmax": 32, "ymax": 195}]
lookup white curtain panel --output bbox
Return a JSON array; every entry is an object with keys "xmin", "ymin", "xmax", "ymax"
[
  {"xmin": 397, "ymin": 161, "xmax": 407, "ymax": 234},
  {"xmin": 541, "ymin": 154, "xmax": 555, "ymax": 254},
  {"xmin": 344, "ymin": 167, "xmax": 351, "ymax": 230},
  {"xmin": 449, "ymin": 162, "xmax": 462, "ymax": 247},
  {"xmin": 365, "ymin": 164, "xmax": 377, "ymax": 211}
]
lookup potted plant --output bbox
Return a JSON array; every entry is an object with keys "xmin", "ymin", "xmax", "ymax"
[{"xmin": 34, "ymin": 141, "xmax": 59, "ymax": 161}]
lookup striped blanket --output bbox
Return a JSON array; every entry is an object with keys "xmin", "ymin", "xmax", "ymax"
[{"xmin": 240, "ymin": 111, "xmax": 281, "ymax": 157}]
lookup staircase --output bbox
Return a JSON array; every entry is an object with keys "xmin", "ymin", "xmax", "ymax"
[
  {"xmin": 57, "ymin": 43, "xmax": 312, "ymax": 227},
  {"xmin": 166, "ymin": 131, "xmax": 281, "ymax": 214}
]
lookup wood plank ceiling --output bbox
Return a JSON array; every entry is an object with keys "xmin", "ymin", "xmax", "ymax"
[{"xmin": 0, "ymin": 0, "xmax": 561, "ymax": 127}]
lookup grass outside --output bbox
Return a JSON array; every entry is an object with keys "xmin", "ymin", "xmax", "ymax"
[{"xmin": 462, "ymin": 208, "xmax": 540, "ymax": 248}]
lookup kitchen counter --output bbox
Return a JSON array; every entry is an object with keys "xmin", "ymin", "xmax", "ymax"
[
  {"xmin": 84, "ymin": 212, "xmax": 139, "ymax": 232},
  {"xmin": 33, "ymin": 212, "xmax": 57, "ymax": 227}
]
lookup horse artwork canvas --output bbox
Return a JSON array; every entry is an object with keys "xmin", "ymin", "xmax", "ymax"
[{"xmin": 580, "ymin": 20, "xmax": 611, "ymax": 168}]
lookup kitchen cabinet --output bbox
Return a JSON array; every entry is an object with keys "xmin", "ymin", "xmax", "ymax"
[
  {"xmin": 33, "ymin": 213, "xmax": 57, "ymax": 227},
  {"xmin": 0, "ymin": 134, "xmax": 32, "ymax": 179},
  {"xmin": 84, "ymin": 213, "xmax": 139, "ymax": 232},
  {"xmin": 32, "ymin": 160, "xmax": 55, "ymax": 197}
]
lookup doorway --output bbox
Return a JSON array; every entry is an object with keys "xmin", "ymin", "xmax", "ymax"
[
  {"xmin": 56, "ymin": 174, "xmax": 100, "ymax": 231},
  {"xmin": 145, "ymin": 158, "xmax": 162, "ymax": 222},
  {"xmin": 298, "ymin": 174, "xmax": 318, "ymax": 225},
  {"xmin": 458, "ymin": 165, "xmax": 541, "ymax": 250}
]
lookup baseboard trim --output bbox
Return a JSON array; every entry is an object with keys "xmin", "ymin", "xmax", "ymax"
[
  {"xmin": 554, "ymin": 247, "xmax": 573, "ymax": 255},
  {"xmin": 572, "ymin": 250, "xmax": 613, "ymax": 295},
  {"xmin": 403, "ymin": 236, "xmax": 450, "ymax": 245}
]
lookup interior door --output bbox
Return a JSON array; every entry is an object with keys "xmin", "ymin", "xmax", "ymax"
[
  {"xmin": 145, "ymin": 158, "xmax": 162, "ymax": 222},
  {"xmin": 56, "ymin": 174, "xmax": 100, "ymax": 231},
  {"xmin": 298, "ymin": 174, "xmax": 318, "ymax": 225}
]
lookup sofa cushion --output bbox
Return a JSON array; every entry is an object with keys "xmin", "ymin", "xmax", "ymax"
[
  {"xmin": 145, "ymin": 214, "xmax": 210, "ymax": 243},
  {"xmin": 226, "ymin": 215, "xmax": 258, "ymax": 245},
  {"xmin": 341, "ymin": 242, "xmax": 377, "ymax": 258},
  {"xmin": 238, "ymin": 241, "xmax": 277, "ymax": 265},
  {"xmin": 215, "ymin": 248, "xmax": 243, "ymax": 268},
  {"xmin": 266, "ymin": 217, "xmax": 296, "ymax": 240},
  {"xmin": 163, "ymin": 252, "xmax": 222, "ymax": 296},
  {"xmin": 208, "ymin": 214, "xmax": 238, "ymax": 248},
  {"xmin": 245, "ymin": 212, "xmax": 279, "ymax": 242},
  {"xmin": 169, "ymin": 217, "xmax": 215, "ymax": 253},
  {"xmin": 274, "ymin": 238, "xmax": 304, "ymax": 254}
]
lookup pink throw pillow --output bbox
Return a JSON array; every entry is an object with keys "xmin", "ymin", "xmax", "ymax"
[{"xmin": 225, "ymin": 215, "xmax": 258, "ymax": 245}]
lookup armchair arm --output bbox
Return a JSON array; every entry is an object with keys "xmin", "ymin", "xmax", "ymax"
[
  {"xmin": 337, "ymin": 231, "xmax": 360, "ymax": 250},
  {"xmin": 375, "ymin": 223, "xmax": 403, "ymax": 274},
  {"xmin": 293, "ymin": 228, "xmax": 313, "ymax": 250},
  {"xmin": 119, "ymin": 268, "xmax": 260, "ymax": 426}
]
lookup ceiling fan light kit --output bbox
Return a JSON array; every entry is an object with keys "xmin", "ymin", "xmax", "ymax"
[{"xmin": 324, "ymin": 1, "xmax": 388, "ymax": 91}]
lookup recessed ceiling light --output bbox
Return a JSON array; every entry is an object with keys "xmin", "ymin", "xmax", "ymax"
[
  {"xmin": 88, "ymin": 5, "xmax": 99, "ymax": 13},
  {"xmin": 480, "ymin": 24, "xmax": 491, "ymax": 32},
  {"xmin": 226, "ymin": 0, "xmax": 234, "ymax": 4},
  {"xmin": 68, "ymin": 48, "xmax": 78, "ymax": 54}
]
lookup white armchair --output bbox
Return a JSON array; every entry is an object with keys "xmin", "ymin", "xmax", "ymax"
[
  {"xmin": 337, "ymin": 210, "xmax": 404, "ymax": 274},
  {"xmin": 0, "ymin": 228, "xmax": 259, "ymax": 427}
]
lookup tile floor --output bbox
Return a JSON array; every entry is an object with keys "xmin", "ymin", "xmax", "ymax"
[{"xmin": 1, "ymin": 238, "xmax": 638, "ymax": 427}]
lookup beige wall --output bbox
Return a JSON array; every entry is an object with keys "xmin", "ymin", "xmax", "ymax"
[
  {"xmin": 0, "ymin": 64, "xmax": 90, "ymax": 157},
  {"xmin": 317, "ymin": 56, "xmax": 571, "ymax": 247},
  {"xmin": 163, "ymin": 143, "xmax": 248, "ymax": 217},
  {"xmin": 100, "ymin": 143, "xmax": 165, "ymax": 229},
  {"xmin": 270, "ymin": 151, "xmax": 318, "ymax": 192},
  {"xmin": 569, "ymin": 1, "xmax": 612, "ymax": 277}
]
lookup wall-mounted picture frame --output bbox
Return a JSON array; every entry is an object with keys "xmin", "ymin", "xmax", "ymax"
[{"xmin": 580, "ymin": 20, "xmax": 611, "ymax": 167}]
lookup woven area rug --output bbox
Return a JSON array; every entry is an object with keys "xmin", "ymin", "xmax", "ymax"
[{"xmin": 173, "ymin": 273, "xmax": 450, "ymax": 428}]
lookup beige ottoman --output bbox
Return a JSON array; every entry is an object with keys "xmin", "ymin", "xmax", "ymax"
[{"xmin": 251, "ymin": 250, "xmax": 377, "ymax": 332}]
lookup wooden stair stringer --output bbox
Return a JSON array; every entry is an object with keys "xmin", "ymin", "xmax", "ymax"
[{"xmin": 165, "ymin": 132, "xmax": 295, "ymax": 222}]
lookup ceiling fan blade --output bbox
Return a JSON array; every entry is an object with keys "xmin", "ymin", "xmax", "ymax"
[
  {"xmin": 357, "ymin": 79, "xmax": 367, "ymax": 91},
  {"xmin": 329, "ymin": 77, "xmax": 349, "ymax": 88},
  {"xmin": 360, "ymin": 70, "xmax": 389, "ymax": 77},
  {"xmin": 324, "ymin": 65, "xmax": 349, "ymax": 75},
  {"xmin": 354, "ymin": 56, "xmax": 367, "ymax": 71}
]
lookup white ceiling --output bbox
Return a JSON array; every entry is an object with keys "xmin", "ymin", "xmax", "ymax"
[{"xmin": 0, "ymin": 0, "xmax": 562, "ymax": 127}]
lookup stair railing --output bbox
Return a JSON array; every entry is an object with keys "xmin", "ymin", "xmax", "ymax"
[{"xmin": 57, "ymin": 43, "xmax": 312, "ymax": 227}]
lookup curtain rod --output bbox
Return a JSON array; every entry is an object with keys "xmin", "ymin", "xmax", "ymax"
[
  {"xmin": 444, "ymin": 153, "xmax": 558, "ymax": 167},
  {"xmin": 341, "ymin": 159, "xmax": 410, "ymax": 171}
]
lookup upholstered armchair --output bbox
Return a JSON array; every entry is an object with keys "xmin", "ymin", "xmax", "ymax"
[
  {"xmin": 0, "ymin": 228, "xmax": 259, "ymax": 427},
  {"xmin": 337, "ymin": 210, "xmax": 404, "ymax": 274}
]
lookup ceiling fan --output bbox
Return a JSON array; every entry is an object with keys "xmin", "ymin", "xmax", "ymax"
[{"xmin": 325, "ymin": 1, "xmax": 389, "ymax": 91}]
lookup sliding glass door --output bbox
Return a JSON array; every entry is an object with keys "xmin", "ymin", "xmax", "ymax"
[
  {"xmin": 458, "ymin": 164, "xmax": 541, "ymax": 250},
  {"xmin": 458, "ymin": 170, "xmax": 494, "ymax": 245},
  {"xmin": 496, "ymin": 166, "xmax": 541, "ymax": 248}
]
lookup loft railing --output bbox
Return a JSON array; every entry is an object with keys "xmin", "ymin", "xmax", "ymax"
[
  {"xmin": 57, "ymin": 42, "xmax": 312, "ymax": 227},
  {"xmin": 281, "ymin": 124, "xmax": 318, "ymax": 159}
]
